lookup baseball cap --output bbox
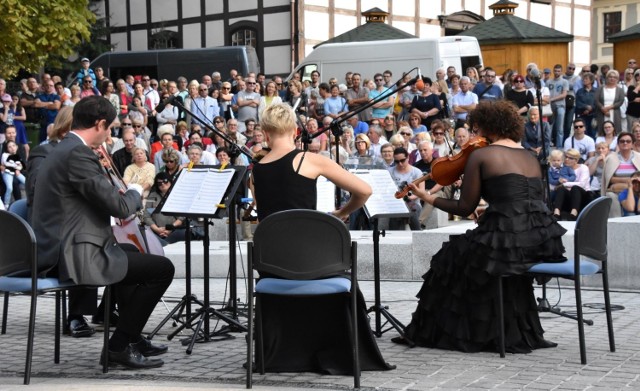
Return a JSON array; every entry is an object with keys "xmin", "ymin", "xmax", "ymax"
[
  {"xmin": 543, "ymin": 68, "xmax": 551, "ymax": 74},
  {"xmin": 81, "ymin": 57, "xmax": 90, "ymax": 63},
  {"xmin": 1, "ymin": 94, "xmax": 12, "ymax": 102}
]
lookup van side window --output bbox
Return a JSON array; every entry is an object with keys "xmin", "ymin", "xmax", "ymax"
[{"xmin": 301, "ymin": 65, "xmax": 318, "ymax": 82}]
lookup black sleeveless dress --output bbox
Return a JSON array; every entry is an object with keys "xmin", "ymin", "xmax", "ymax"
[
  {"xmin": 403, "ymin": 174, "xmax": 567, "ymax": 353},
  {"xmin": 251, "ymin": 149, "xmax": 394, "ymax": 374}
]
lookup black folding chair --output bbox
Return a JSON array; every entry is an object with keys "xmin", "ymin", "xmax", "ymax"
[
  {"xmin": 0, "ymin": 209, "xmax": 112, "ymax": 384},
  {"xmin": 246, "ymin": 209, "xmax": 360, "ymax": 389},
  {"xmin": 497, "ymin": 197, "xmax": 615, "ymax": 364}
]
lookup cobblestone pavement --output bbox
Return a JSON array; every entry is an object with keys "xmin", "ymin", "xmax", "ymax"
[{"xmin": 1, "ymin": 277, "xmax": 638, "ymax": 390}]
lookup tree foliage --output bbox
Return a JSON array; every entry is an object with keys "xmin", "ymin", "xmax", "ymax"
[{"xmin": 0, "ymin": 0, "xmax": 95, "ymax": 78}]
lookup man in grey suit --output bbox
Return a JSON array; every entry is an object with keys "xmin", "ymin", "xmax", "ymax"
[{"xmin": 32, "ymin": 96, "xmax": 174, "ymax": 369}]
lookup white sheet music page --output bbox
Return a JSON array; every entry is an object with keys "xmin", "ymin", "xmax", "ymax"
[
  {"xmin": 350, "ymin": 169, "xmax": 409, "ymax": 218},
  {"xmin": 316, "ymin": 175, "xmax": 335, "ymax": 213},
  {"xmin": 161, "ymin": 168, "xmax": 235, "ymax": 215}
]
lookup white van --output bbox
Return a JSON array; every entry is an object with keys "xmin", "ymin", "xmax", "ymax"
[{"xmin": 287, "ymin": 36, "xmax": 483, "ymax": 83}]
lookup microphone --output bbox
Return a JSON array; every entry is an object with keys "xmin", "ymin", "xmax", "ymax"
[
  {"xmin": 155, "ymin": 94, "xmax": 181, "ymax": 112},
  {"xmin": 415, "ymin": 69, "xmax": 425, "ymax": 90},
  {"xmin": 530, "ymin": 68, "xmax": 542, "ymax": 90}
]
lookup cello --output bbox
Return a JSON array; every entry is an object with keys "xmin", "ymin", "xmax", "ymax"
[
  {"xmin": 96, "ymin": 145, "xmax": 165, "ymax": 255},
  {"xmin": 395, "ymin": 136, "xmax": 488, "ymax": 199}
]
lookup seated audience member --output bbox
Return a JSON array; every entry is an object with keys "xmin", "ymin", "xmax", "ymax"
[
  {"xmin": 585, "ymin": 141, "xmax": 611, "ymax": 197},
  {"xmin": 602, "ymin": 132, "xmax": 640, "ymax": 217},
  {"xmin": 144, "ymin": 172, "xmax": 188, "ymax": 245},
  {"xmin": 548, "ymin": 149, "xmax": 576, "ymax": 196},
  {"xmin": 563, "ymin": 118, "xmax": 595, "ymax": 162},
  {"xmin": 158, "ymin": 149, "xmax": 184, "ymax": 182},
  {"xmin": 619, "ymin": 171, "xmax": 640, "ymax": 216},
  {"xmin": 551, "ymin": 148, "xmax": 590, "ymax": 220},
  {"xmin": 123, "ymin": 147, "xmax": 156, "ymax": 198}
]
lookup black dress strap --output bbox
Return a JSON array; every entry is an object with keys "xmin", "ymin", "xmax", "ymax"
[{"xmin": 296, "ymin": 150, "xmax": 307, "ymax": 174}]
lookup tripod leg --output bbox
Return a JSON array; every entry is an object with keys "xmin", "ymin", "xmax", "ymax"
[
  {"xmin": 147, "ymin": 296, "xmax": 188, "ymax": 340},
  {"xmin": 186, "ymin": 310, "xmax": 208, "ymax": 355},
  {"xmin": 168, "ymin": 308, "xmax": 204, "ymax": 341}
]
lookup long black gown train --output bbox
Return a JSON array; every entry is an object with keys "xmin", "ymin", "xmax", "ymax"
[{"xmin": 402, "ymin": 146, "xmax": 567, "ymax": 353}]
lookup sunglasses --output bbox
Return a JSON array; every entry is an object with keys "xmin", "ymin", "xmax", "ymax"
[
  {"xmin": 565, "ymin": 156, "xmax": 577, "ymax": 160},
  {"xmin": 156, "ymin": 179, "xmax": 170, "ymax": 185},
  {"xmin": 574, "ymin": 125, "xmax": 585, "ymax": 129},
  {"xmin": 142, "ymin": 78, "xmax": 150, "ymax": 81},
  {"xmin": 133, "ymin": 124, "xmax": 142, "ymax": 128},
  {"xmin": 246, "ymin": 82, "xmax": 256, "ymax": 85},
  {"xmin": 221, "ymin": 87, "xmax": 230, "ymax": 90},
  {"xmin": 215, "ymin": 120, "xmax": 224, "ymax": 123},
  {"xmin": 83, "ymin": 80, "xmax": 92, "ymax": 83},
  {"xmin": 514, "ymin": 80, "xmax": 524, "ymax": 83},
  {"xmin": 122, "ymin": 123, "xmax": 132, "ymax": 127},
  {"xmin": 394, "ymin": 158, "xmax": 407, "ymax": 164},
  {"xmin": 619, "ymin": 139, "xmax": 633, "ymax": 144},
  {"xmin": 162, "ymin": 160, "xmax": 177, "ymax": 164},
  {"xmin": 567, "ymin": 67, "xmax": 575, "ymax": 70},
  {"xmin": 433, "ymin": 132, "xmax": 444, "ymax": 136},
  {"xmin": 375, "ymin": 79, "xmax": 383, "ymax": 82},
  {"xmin": 400, "ymin": 132, "xmax": 412, "ymax": 136},
  {"xmin": 199, "ymin": 88, "xmax": 208, "ymax": 91}
]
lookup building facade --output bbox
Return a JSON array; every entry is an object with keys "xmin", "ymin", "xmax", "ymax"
[
  {"xmin": 591, "ymin": 0, "xmax": 640, "ymax": 66},
  {"xmin": 98, "ymin": 0, "xmax": 596, "ymax": 77}
]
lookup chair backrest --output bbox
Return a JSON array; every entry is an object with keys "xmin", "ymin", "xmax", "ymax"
[
  {"xmin": 0, "ymin": 210, "xmax": 37, "ymax": 278},
  {"xmin": 574, "ymin": 196, "xmax": 611, "ymax": 263},
  {"xmin": 251, "ymin": 209, "xmax": 352, "ymax": 279}
]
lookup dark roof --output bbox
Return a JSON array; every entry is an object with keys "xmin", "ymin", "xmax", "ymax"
[
  {"xmin": 314, "ymin": 21, "xmax": 416, "ymax": 48},
  {"xmin": 608, "ymin": 22, "xmax": 640, "ymax": 43},
  {"xmin": 457, "ymin": 14, "xmax": 573, "ymax": 44}
]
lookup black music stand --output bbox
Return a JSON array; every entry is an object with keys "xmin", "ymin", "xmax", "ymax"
[
  {"xmin": 146, "ymin": 165, "xmax": 247, "ymax": 354},
  {"xmin": 349, "ymin": 169, "xmax": 415, "ymax": 345}
]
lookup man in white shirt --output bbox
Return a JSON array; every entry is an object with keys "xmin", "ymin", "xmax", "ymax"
[
  {"xmin": 563, "ymin": 118, "xmax": 595, "ymax": 162},
  {"xmin": 236, "ymin": 77, "xmax": 260, "ymax": 133},
  {"xmin": 451, "ymin": 76, "xmax": 478, "ymax": 129},
  {"xmin": 191, "ymin": 83, "xmax": 219, "ymax": 127}
]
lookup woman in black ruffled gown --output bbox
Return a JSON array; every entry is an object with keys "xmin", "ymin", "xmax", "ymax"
[{"xmin": 398, "ymin": 100, "xmax": 566, "ymax": 353}]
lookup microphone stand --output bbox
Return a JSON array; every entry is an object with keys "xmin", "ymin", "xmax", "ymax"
[{"xmin": 166, "ymin": 96, "xmax": 252, "ymax": 334}]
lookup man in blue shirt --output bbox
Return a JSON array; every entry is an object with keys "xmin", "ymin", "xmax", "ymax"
[
  {"xmin": 472, "ymin": 67, "xmax": 502, "ymax": 102},
  {"xmin": 35, "ymin": 80, "xmax": 61, "ymax": 142}
]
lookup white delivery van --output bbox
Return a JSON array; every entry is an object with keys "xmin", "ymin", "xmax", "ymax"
[{"xmin": 287, "ymin": 36, "xmax": 482, "ymax": 83}]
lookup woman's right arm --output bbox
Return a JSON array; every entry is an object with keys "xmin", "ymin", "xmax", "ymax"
[{"xmin": 621, "ymin": 186, "xmax": 636, "ymax": 213}]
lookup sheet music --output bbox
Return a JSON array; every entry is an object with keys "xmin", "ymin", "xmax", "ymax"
[
  {"xmin": 351, "ymin": 169, "xmax": 409, "ymax": 218},
  {"xmin": 161, "ymin": 168, "xmax": 235, "ymax": 215},
  {"xmin": 316, "ymin": 175, "xmax": 335, "ymax": 213}
]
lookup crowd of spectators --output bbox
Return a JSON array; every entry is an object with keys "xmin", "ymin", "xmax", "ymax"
[{"xmin": 1, "ymin": 56, "xmax": 639, "ymax": 225}]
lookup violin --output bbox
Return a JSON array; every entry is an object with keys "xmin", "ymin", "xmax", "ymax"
[
  {"xmin": 95, "ymin": 145, "xmax": 164, "ymax": 255},
  {"xmin": 395, "ymin": 136, "xmax": 488, "ymax": 199}
]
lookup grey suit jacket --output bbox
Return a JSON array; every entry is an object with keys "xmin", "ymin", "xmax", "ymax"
[{"xmin": 32, "ymin": 133, "xmax": 142, "ymax": 285}]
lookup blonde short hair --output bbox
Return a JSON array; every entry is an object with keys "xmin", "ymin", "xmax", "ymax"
[
  {"xmin": 260, "ymin": 103, "xmax": 297, "ymax": 136},
  {"xmin": 354, "ymin": 133, "xmax": 371, "ymax": 149},
  {"xmin": 548, "ymin": 149, "xmax": 564, "ymax": 162}
]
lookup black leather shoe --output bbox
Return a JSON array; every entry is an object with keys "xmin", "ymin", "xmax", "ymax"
[
  {"xmin": 101, "ymin": 344, "xmax": 164, "ymax": 369},
  {"xmin": 68, "ymin": 317, "xmax": 96, "ymax": 338},
  {"xmin": 132, "ymin": 337, "xmax": 168, "ymax": 357}
]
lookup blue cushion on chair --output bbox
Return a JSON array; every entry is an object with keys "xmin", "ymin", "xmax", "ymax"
[
  {"xmin": 255, "ymin": 277, "xmax": 351, "ymax": 295},
  {"xmin": 0, "ymin": 277, "xmax": 75, "ymax": 293},
  {"xmin": 528, "ymin": 259, "xmax": 600, "ymax": 276}
]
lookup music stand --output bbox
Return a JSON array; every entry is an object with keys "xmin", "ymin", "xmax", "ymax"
[
  {"xmin": 147, "ymin": 165, "xmax": 247, "ymax": 354},
  {"xmin": 349, "ymin": 169, "xmax": 415, "ymax": 345}
]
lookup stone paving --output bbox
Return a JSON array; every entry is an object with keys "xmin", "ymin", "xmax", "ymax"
[{"xmin": 1, "ymin": 277, "xmax": 639, "ymax": 390}]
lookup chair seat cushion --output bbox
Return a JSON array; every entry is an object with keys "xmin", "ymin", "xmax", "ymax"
[
  {"xmin": 0, "ymin": 277, "xmax": 75, "ymax": 293},
  {"xmin": 256, "ymin": 277, "xmax": 351, "ymax": 295},
  {"xmin": 527, "ymin": 259, "xmax": 600, "ymax": 276}
]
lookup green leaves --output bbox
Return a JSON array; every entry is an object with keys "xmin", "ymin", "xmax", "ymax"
[{"xmin": 0, "ymin": 0, "xmax": 95, "ymax": 77}]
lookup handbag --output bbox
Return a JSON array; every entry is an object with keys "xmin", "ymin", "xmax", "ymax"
[{"xmin": 541, "ymin": 104, "xmax": 553, "ymax": 117}]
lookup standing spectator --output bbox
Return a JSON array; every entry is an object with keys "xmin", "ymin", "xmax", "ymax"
[
  {"xmin": 323, "ymin": 84, "xmax": 348, "ymax": 119},
  {"xmin": 626, "ymin": 70, "xmax": 640, "ymax": 130},
  {"xmin": 191, "ymin": 83, "xmax": 219, "ymax": 127},
  {"xmin": 345, "ymin": 73, "xmax": 371, "ymax": 123},
  {"xmin": 472, "ymin": 67, "xmax": 502, "ymax": 101},
  {"xmin": 20, "ymin": 77, "xmax": 40, "ymax": 126},
  {"xmin": 451, "ymin": 76, "xmax": 478, "ymax": 129},
  {"xmin": 75, "ymin": 57, "xmax": 96, "ymax": 87},
  {"xmin": 575, "ymin": 72, "xmax": 598, "ymax": 138},
  {"xmin": 258, "ymin": 81, "xmax": 282, "ymax": 119},
  {"xmin": 116, "ymin": 79, "xmax": 131, "ymax": 119},
  {"xmin": 156, "ymin": 92, "xmax": 179, "ymax": 130},
  {"xmin": 1, "ymin": 95, "xmax": 28, "ymax": 151},
  {"xmin": 595, "ymin": 70, "xmax": 626, "ymax": 136},
  {"xmin": 383, "ymin": 70, "xmax": 394, "ymax": 88},
  {"xmin": 369, "ymin": 73, "xmax": 395, "ymax": 123},
  {"xmin": 564, "ymin": 63, "xmax": 580, "ymax": 136},
  {"xmin": 410, "ymin": 77, "xmax": 441, "ymax": 130},
  {"xmin": 101, "ymin": 80, "xmax": 120, "ymax": 117},
  {"xmin": 506, "ymin": 74, "xmax": 534, "ymax": 116},
  {"xmin": 548, "ymin": 64, "xmax": 569, "ymax": 148},
  {"xmin": 236, "ymin": 77, "xmax": 260, "ymax": 133},
  {"xmin": 35, "ymin": 79, "xmax": 61, "ymax": 142}
]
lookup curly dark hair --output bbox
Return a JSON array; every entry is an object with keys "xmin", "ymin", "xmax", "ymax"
[{"xmin": 467, "ymin": 100, "xmax": 524, "ymax": 143}]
